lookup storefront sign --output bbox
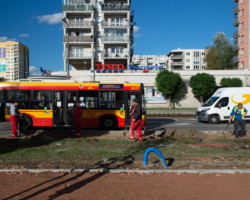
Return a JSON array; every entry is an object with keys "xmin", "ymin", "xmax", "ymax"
[
  {"xmin": 96, "ymin": 64, "xmax": 125, "ymax": 70},
  {"xmin": 0, "ymin": 48, "xmax": 5, "ymax": 58},
  {"xmin": 128, "ymin": 64, "xmax": 164, "ymax": 70}
]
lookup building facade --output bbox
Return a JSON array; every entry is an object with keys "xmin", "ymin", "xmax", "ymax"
[
  {"xmin": 132, "ymin": 55, "xmax": 168, "ymax": 69},
  {"xmin": 62, "ymin": 0, "xmax": 134, "ymax": 76},
  {"xmin": 233, "ymin": 0, "xmax": 249, "ymax": 69},
  {"xmin": 0, "ymin": 41, "xmax": 29, "ymax": 81},
  {"xmin": 167, "ymin": 49, "xmax": 207, "ymax": 70}
]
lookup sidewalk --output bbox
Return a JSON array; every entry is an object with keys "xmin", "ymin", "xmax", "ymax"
[{"xmin": 146, "ymin": 109, "xmax": 196, "ymax": 115}]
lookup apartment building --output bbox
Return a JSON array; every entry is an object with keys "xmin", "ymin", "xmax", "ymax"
[
  {"xmin": 167, "ymin": 49, "xmax": 207, "ymax": 70},
  {"xmin": 62, "ymin": 0, "xmax": 134, "ymax": 73},
  {"xmin": 132, "ymin": 55, "xmax": 168, "ymax": 68},
  {"xmin": 0, "ymin": 41, "xmax": 29, "ymax": 81},
  {"xmin": 233, "ymin": 0, "xmax": 249, "ymax": 69}
]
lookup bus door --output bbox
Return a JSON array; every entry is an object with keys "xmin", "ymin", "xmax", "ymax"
[
  {"xmin": 53, "ymin": 91, "xmax": 67, "ymax": 126},
  {"xmin": 66, "ymin": 91, "xmax": 77, "ymax": 125},
  {"xmin": 0, "ymin": 90, "xmax": 4, "ymax": 122},
  {"xmin": 125, "ymin": 92, "xmax": 140, "ymax": 127}
]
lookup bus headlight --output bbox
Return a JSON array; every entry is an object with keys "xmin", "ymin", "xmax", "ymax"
[{"xmin": 202, "ymin": 108, "xmax": 210, "ymax": 112}]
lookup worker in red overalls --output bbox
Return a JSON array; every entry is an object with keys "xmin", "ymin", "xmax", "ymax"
[
  {"xmin": 130, "ymin": 98, "xmax": 143, "ymax": 142},
  {"xmin": 10, "ymin": 102, "xmax": 21, "ymax": 138},
  {"xmin": 73, "ymin": 103, "xmax": 83, "ymax": 138}
]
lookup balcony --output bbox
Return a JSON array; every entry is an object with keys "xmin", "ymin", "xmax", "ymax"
[
  {"xmin": 63, "ymin": 36, "xmax": 94, "ymax": 43},
  {"xmin": 101, "ymin": 20, "xmax": 130, "ymax": 28},
  {"xmin": 64, "ymin": 51, "xmax": 94, "ymax": 59},
  {"xmin": 171, "ymin": 55, "xmax": 183, "ymax": 59},
  {"xmin": 233, "ymin": 16, "xmax": 239, "ymax": 26},
  {"xmin": 233, "ymin": 30, "xmax": 239, "ymax": 38},
  {"xmin": 102, "ymin": 35, "xmax": 129, "ymax": 43},
  {"xmin": 171, "ymin": 62, "xmax": 184, "ymax": 66},
  {"xmin": 233, "ymin": 43, "xmax": 239, "ymax": 51},
  {"xmin": 102, "ymin": 4, "xmax": 130, "ymax": 11},
  {"xmin": 102, "ymin": 51, "xmax": 129, "ymax": 59},
  {"xmin": 233, "ymin": 5, "xmax": 239, "ymax": 15},
  {"xmin": 63, "ymin": 5, "xmax": 94, "ymax": 12},
  {"xmin": 64, "ymin": 20, "xmax": 94, "ymax": 28},
  {"xmin": 233, "ymin": 56, "xmax": 239, "ymax": 63}
]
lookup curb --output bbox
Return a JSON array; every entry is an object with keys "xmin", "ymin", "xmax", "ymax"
[{"xmin": 1, "ymin": 169, "xmax": 250, "ymax": 174}]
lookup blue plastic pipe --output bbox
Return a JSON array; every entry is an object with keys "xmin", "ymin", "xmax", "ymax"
[{"xmin": 143, "ymin": 147, "xmax": 167, "ymax": 168}]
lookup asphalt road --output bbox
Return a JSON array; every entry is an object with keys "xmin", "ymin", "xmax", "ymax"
[{"xmin": 0, "ymin": 117, "xmax": 248, "ymax": 138}]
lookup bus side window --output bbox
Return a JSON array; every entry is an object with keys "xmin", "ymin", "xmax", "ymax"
[{"xmin": 78, "ymin": 91, "xmax": 98, "ymax": 110}]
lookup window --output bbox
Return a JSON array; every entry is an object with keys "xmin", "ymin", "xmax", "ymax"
[
  {"xmin": 186, "ymin": 66, "xmax": 190, "ymax": 69},
  {"xmin": 78, "ymin": 91, "xmax": 98, "ymax": 110},
  {"xmin": 186, "ymin": 52, "xmax": 190, "ymax": 56},
  {"xmin": 241, "ymin": 9, "xmax": 244, "ymax": 16},
  {"xmin": 99, "ymin": 91, "xmax": 124, "ymax": 110},
  {"xmin": 215, "ymin": 97, "xmax": 229, "ymax": 108},
  {"xmin": 186, "ymin": 59, "xmax": 190, "ymax": 62},
  {"xmin": 241, "ymin": 22, "xmax": 244, "ymax": 30},
  {"xmin": 241, "ymin": 48, "xmax": 244, "ymax": 55},
  {"xmin": 241, "ymin": 35, "xmax": 244, "ymax": 42},
  {"xmin": 241, "ymin": 61, "xmax": 244, "ymax": 69}
]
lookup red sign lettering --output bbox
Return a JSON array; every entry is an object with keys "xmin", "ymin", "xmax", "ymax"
[{"xmin": 95, "ymin": 64, "xmax": 125, "ymax": 70}]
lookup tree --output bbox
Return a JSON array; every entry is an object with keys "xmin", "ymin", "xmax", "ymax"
[
  {"xmin": 220, "ymin": 78, "xmax": 243, "ymax": 87},
  {"xmin": 0, "ymin": 77, "xmax": 5, "ymax": 82},
  {"xmin": 204, "ymin": 32, "xmax": 237, "ymax": 70},
  {"xmin": 190, "ymin": 73, "xmax": 217, "ymax": 104},
  {"xmin": 155, "ymin": 70, "xmax": 184, "ymax": 109}
]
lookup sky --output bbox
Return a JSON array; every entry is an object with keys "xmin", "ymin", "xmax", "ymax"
[{"xmin": 0, "ymin": 0, "xmax": 236, "ymax": 74}]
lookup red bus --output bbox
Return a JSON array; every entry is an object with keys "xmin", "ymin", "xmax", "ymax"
[{"xmin": 0, "ymin": 82, "xmax": 146, "ymax": 130}]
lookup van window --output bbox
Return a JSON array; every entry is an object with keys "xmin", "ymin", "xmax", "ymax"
[
  {"xmin": 215, "ymin": 97, "xmax": 229, "ymax": 108},
  {"xmin": 203, "ymin": 97, "xmax": 219, "ymax": 107}
]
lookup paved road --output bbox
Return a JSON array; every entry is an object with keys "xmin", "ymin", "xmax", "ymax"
[{"xmin": 1, "ymin": 118, "xmax": 249, "ymax": 138}]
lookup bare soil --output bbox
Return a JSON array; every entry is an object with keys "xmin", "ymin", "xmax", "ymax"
[{"xmin": 1, "ymin": 172, "xmax": 250, "ymax": 200}]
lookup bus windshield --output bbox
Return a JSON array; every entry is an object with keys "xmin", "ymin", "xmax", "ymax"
[{"xmin": 202, "ymin": 97, "xmax": 219, "ymax": 107}]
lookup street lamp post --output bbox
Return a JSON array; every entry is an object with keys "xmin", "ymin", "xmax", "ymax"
[{"xmin": 62, "ymin": 17, "xmax": 70, "ymax": 80}]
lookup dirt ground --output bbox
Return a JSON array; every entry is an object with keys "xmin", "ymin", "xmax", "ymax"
[{"xmin": 1, "ymin": 172, "xmax": 250, "ymax": 200}]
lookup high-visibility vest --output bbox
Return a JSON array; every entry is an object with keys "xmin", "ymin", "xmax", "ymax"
[{"xmin": 232, "ymin": 106, "xmax": 245, "ymax": 121}]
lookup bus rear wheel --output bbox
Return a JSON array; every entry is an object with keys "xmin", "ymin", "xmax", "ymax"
[
  {"xmin": 21, "ymin": 115, "xmax": 33, "ymax": 130},
  {"xmin": 101, "ymin": 116, "xmax": 118, "ymax": 129}
]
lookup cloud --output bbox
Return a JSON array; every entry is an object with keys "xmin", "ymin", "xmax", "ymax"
[
  {"xmin": 29, "ymin": 66, "xmax": 41, "ymax": 75},
  {"xmin": 0, "ymin": 36, "xmax": 16, "ymax": 42},
  {"xmin": 134, "ymin": 26, "xmax": 140, "ymax": 33},
  {"xmin": 37, "ymin": 13, "xmax": 63, "ymax": 25},
  {"xmin": 19, "ymin": 34, "xmax": 30, "ymax": 38}
]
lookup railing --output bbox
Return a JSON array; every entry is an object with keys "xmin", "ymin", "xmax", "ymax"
[
  {"xmin": 171, "ymin": 62, "xmax": 184, "ymax": 66},
  {"xmin": 101, "ymin": 20, "xmax": 130, "ymax": 27},
  {"xmin": 233, "ymin": 56, "xmax": 239, "ymax": 63},
  {"xmin": 233, "ymin": 43, "xmax": 239, "ymax": 51},
  {"xmin": 171, "ymin": 55, "xmax": 183, "ymax": 59},
  {"xmin": 63, "ymin": 36, "xmax": 94, "ymax": 43},
  {"xmin": 233, "ymin": 5, "xmax": 239, "ymax": 15},
  {"xmin": 233, "ymin": 16, "xmax": 239, "ymax": 26},
  {"xmin": 64, "ymin": 51, "xmax": 94, "ymax": 59},
  {"xmin": 63, "ymin": 5, "xmax": 94, "ymax": 11},
  {"xmin": 102, "ymin": 4, "xmax": 130, "ymax": 11},
  {"xmin": 64, "ymin": 20, "xmax": 94, "ymax": 28},
  {"xmin": 233, "ymin": 30, "xmax": 239, "ymax": 38},
  {"xmin": 102, "ymin": 51, "xmax": 129, "ymax": 58},
  {"xmin": 102, "ymin": 35, "xmax": 129, "ymax": 42}
]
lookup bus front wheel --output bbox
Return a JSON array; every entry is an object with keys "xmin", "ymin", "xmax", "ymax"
[{"xmin": 101, "ymin": 116, "xmax": 118, "ymax": 129}]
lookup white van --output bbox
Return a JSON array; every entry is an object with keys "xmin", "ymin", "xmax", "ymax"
[{"xmin": 196, "ymin": 87, "xmax": 250, "ymax": 124}]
